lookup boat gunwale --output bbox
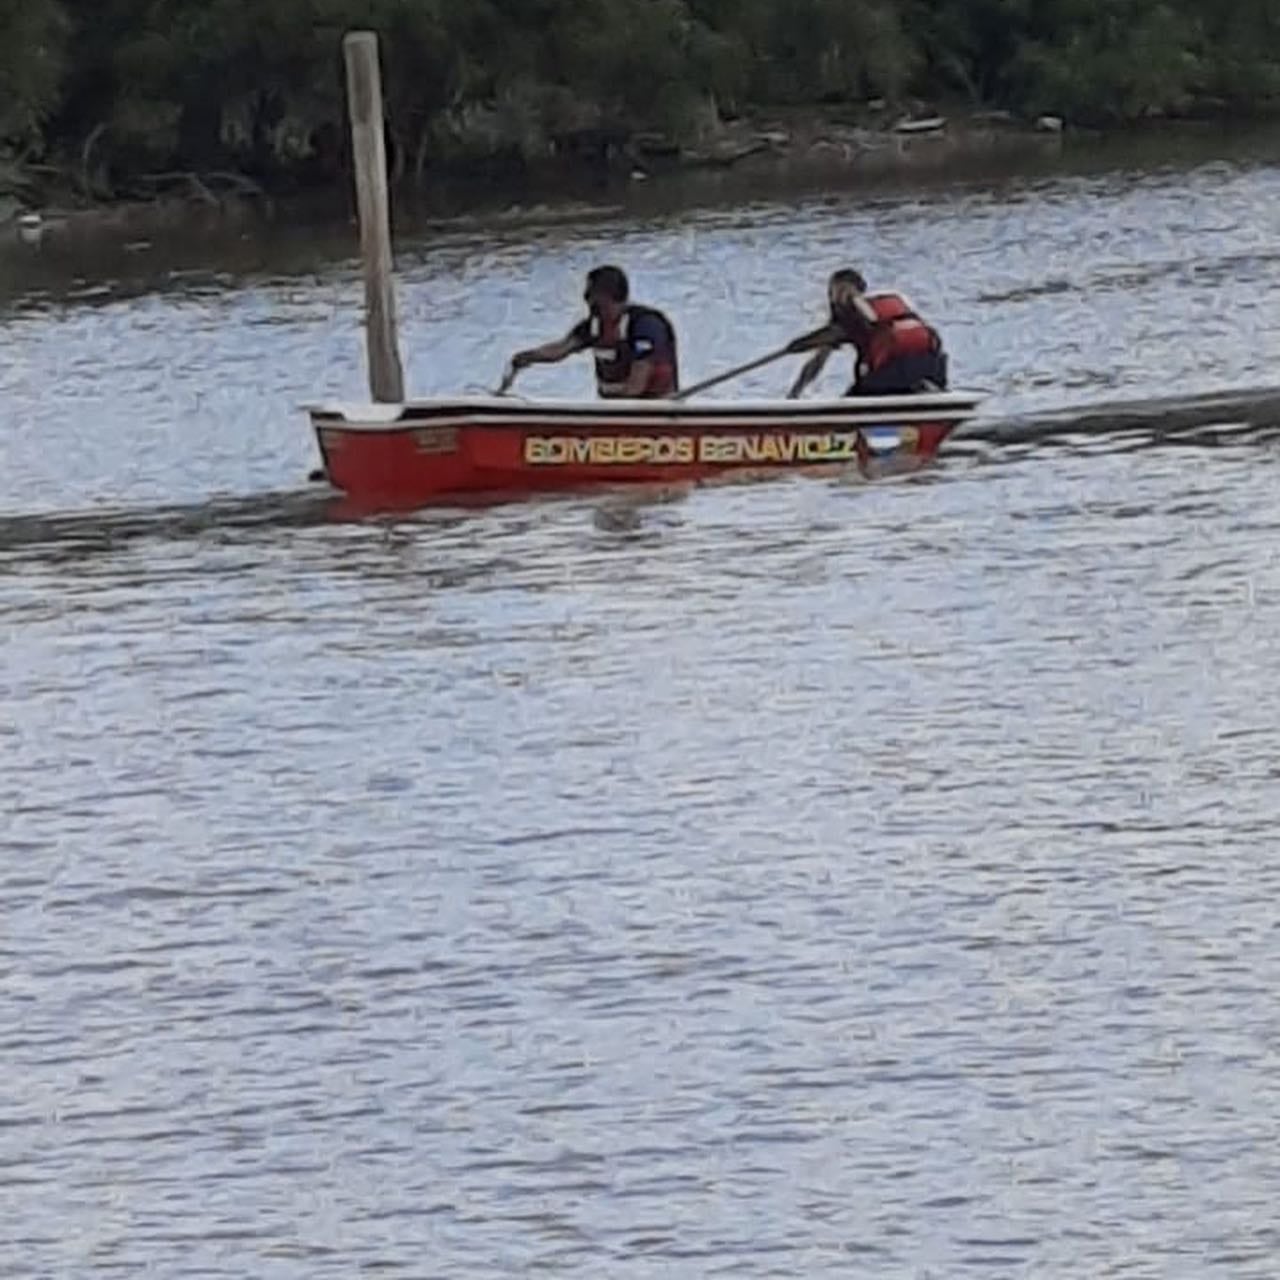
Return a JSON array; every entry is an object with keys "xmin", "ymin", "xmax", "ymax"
[{"xmin": 306, "ymin": 392, "xmax": 983, "ymax": 432}]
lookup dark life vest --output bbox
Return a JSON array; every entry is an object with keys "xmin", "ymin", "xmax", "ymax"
[{"xmin": 581, "ymin": 305, "xmax": 679, "ymax": 396}]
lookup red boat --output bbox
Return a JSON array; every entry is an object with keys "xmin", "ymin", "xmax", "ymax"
[{"xmin": 307, "ymin": 391, "xmax": 981, "ymax": 508}]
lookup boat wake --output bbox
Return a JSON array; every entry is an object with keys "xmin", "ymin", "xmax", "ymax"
[
  {"xmin": 961, "ymin": 385, "xmax": 1280, "ymax": 451},
  {"xmin": 0, "ymin": 487, "xmax": 339, "ymax": 563}
]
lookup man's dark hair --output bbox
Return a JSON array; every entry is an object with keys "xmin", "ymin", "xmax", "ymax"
[
  {"xmin": 829, "ymin": 267, "xmax": 867, "ymax": 292},
  {"xmin": 585, "ymin": 264, "xmax": 630, "ymax": 304}
]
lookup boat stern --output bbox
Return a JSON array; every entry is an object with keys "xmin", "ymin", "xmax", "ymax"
[{"xmin": 307, "ymin": 402, "xmax": 474, "ymax": 502}]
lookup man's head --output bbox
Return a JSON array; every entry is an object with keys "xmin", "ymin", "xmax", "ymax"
[
  {"xmin": 584, "ymin": 265, "xmax": 629, "ymax": 320},
  {"xmin": 828, "ymin": 268, "xmax": 867, "ymax": 312}
]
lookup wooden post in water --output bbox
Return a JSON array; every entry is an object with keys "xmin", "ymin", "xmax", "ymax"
[{"xmin": 343, "ymin": 30, "xmax": 405, "ymax": 403}]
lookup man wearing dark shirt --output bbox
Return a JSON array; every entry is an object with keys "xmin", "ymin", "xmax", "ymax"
[{"xmin": 504, "ymin": 265, "xmax": 680, "ymax": 398}]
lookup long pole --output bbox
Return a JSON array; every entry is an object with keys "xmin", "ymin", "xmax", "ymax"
[
  {"xmin": 343, "ymin": 30, "xmax": 405, "ymax": 403},
  {"xmin": 672, "ymin": 324, "xmax": 833, "ymax": 401},
  {"xmin": 671, "ymin": 345, "xmax": 793, "ymax": 401}
]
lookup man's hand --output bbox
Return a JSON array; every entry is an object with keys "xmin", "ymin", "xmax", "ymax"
[{"xmin": 787, "ymin": 323, "xmax": 840, "ymax": 355}]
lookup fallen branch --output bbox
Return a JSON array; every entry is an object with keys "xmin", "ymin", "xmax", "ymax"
[
  {"xmin": 132, "ymin": 171, "xmax": 220, "ymax": 206},
  {"xmin": 204, "ymin": 171, "xmax": 269, "ymax": 199}
]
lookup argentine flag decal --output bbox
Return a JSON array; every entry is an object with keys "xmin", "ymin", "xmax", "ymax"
[{"xmin": 862, "ymin": 427, "xmax": 901, "ymax": 454}]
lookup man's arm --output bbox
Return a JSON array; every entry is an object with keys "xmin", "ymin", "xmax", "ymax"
[
  {"xmin": 786, "ymin": 322, "xmax": 842, "ymax": 355},
  {"xmin": 510, "ymin": 323, "xmax": 590, "ymax": 370},
  {"xmin": 788, "ymin": 346, "xmax": 834, "ymax": 399},
  {"xmin": 599, "ymin": 358, "xmax": 655, "ymax": 398},
  {"xmin": 785, "ymin": 319, "xmax": 848, "ymax": 398}
]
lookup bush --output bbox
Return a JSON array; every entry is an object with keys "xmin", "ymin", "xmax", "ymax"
[
  {"xmin": 0, "ymin": 0, "xmax": 70, "ymax": 153},
  {"xmin": 7, "ymin": 0, "xmax": 1280, "ymax": 187}
]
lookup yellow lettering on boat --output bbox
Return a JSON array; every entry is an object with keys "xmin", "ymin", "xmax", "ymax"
[
  {"xmin": 655, "ymin": 437, "xmax": 695, "ymax": 464},
  {"xmin": 523, "ymin": 431, "xmax": 875, "ymax": 467},
  {"xmin": 697, "ymin": 436, "xmax": 728, "ymax": 464},
  {"xmin": 524, "ymin": 435, "xmax": 695, "ymax": 466},
  {"xmin": 698, "ymin": 432, "xmax": 861, "ymax": 465}
]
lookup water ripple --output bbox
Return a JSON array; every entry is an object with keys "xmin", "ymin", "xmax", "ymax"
[{"xmin": 4, "ymin": 160, "xmax": 1280, "ymax": 1277}]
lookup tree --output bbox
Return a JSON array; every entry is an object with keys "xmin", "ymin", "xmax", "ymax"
[
  {"xmin": 0, "ymin": 0, "xmax": 70, "ymax": 154},
  {"xmin": 9, "ymin": 0, "xmax": 1280, "ymax": 189}
]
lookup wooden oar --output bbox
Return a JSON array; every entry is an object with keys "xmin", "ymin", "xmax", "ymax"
[
  {"xmin": 671, "ymin": 326, "xmax": 834, "ymax": 402},
  {"xmin": 671, "ymin": 346, "xmax": 790, "ymax": 402}
]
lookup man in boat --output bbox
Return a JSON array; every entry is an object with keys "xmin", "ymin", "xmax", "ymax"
[
  {"xmin": 786, "ymin": 268, "xmax": 948, "ymax": 399},
  {"xmin": 504, "ymin": 265, "xmax": 680, "ymax": 398}
]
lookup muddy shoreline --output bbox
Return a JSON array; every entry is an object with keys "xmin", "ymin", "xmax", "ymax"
[
  {"xmin": 2, "ymin": 112, "xmax": 1275, "ymax": 263},
  {"xmin": 0, "ymin": 110, "xmax": 1067, "ymax": 248}
]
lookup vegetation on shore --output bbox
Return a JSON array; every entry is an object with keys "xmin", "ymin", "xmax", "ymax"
[{"xmin": 2, "ymin": 0, "xmax": 1279, "ymax": 202}]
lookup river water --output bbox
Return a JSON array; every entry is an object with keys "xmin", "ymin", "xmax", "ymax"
[{"xmin": 4, "ymin": 141, "xmax": 1280, "ymax": 1277}]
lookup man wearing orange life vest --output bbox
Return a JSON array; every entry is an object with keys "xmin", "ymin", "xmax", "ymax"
[{"xmin": 786, "ymin": 268, "xmax": 948, "ymax": 399}]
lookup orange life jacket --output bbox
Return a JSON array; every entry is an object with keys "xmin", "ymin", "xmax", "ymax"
[{"xmin": 863, "ymin": 293, "xmax": 942, "ymax": 373}]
